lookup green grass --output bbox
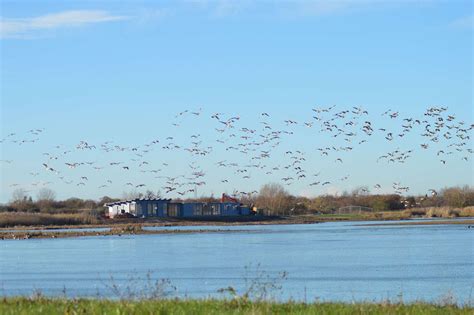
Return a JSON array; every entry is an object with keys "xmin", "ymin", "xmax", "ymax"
[{"xmin": 0, "ymin": 298, "xmax": 471, "ymax": 315}]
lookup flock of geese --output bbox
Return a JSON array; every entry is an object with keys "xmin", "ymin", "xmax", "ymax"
[{"xmin": 1, "ymin": 106, "xmax": 472, "ymax": 200}]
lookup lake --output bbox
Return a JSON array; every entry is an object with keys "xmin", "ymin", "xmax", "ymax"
[{"xmin": 0, "ymin": 220, "xmax": 472, "ymax": 304}]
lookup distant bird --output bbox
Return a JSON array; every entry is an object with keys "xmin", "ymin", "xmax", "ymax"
[{"xmin": 3, "ymin": 104, "xmax": 471, "ymax": 202}]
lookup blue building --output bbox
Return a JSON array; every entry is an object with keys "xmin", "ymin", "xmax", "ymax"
[{"xmin": 105, "ymin": 198, "xmax": 251, "ymax": 218}]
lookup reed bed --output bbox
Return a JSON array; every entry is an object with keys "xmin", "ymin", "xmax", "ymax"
[
  {"xmin": 0, "ymin": 212, "xmax": 99, "ymax": 228},
  {"xmin": 402, "ymin": 206, "xmax": 474, "ymax": 219}
]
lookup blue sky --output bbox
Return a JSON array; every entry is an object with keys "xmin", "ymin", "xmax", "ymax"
[{"xmin": 0, "ymin": 1, "xmax": 472, "ymax": 203}]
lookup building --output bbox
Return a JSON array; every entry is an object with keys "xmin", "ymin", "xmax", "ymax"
[
  {"xmin": 105, "ymin": 198, "xmax": 171, "ymax": 218},
  {"xmin": 105, "ymin": 197, "xmax": 251, "ymax": 218}
]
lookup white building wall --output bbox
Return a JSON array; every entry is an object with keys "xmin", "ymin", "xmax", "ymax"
[{"xmin": 108, "ymin": 205, "xmax": 120, "ymax": 218}]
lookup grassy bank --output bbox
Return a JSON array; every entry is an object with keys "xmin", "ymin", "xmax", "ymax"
[
  {"xmin": 0, "ymin": 298, "xmax": 471, "ymax": 315},
  {"xmin": 0, "ymin": 211, "xmax": 99, "ymax": 228},
  {"xmin": 403, "ymin": 206, "xmax": 474, "ymax": 218},
  {"xmin": 0, "ymin": 225, "xmax": 250, "ymax": 240},
  {"xmin": 360, "ymin": 219, "xmax": 474, "ymax": 227}
]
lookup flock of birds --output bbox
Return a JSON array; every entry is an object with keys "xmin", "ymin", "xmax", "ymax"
[{"xmin": 1, "ymin": 105, "xmax": 473, "ymax": 200}]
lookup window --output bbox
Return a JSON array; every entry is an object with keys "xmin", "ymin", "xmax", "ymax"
[
  {"xmin": 168, "ymin": 204, "xmax": 179, "ymax": 217},
  {"xmin": 147, "ymin": 203, "xmax": 154, "ymax": 216},
  {"xmin": 163, "ymin": 203, "xmax": 168, "ymax": 216},
  {"xmin": 212, "ymin": 204, "xmax": 220, "ymax": 215},
  {"xmin": 193, "ymin": 204, "xmax": 203, "ymax": 216},
  {"xmin": 203, "ymin": 204, "xmax": 212, "ymax": 216}
]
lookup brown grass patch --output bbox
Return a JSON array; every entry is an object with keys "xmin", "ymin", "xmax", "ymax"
[
  {"xmin": 459, "ymin": 206, "xmax": 474, "ymax": 217},
  {"xmin": 0, "ymin": 212, "xmax": 100, "ymax": 228},
  {"xmin": 425, "ymin": 207, "xmax": 460, "ymax": 218},
  {"xmin": 403, "ymin": 206, "xmax": 474, "ymax": 219}
]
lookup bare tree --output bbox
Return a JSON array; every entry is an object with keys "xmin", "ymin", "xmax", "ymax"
[
  {"xmin": 156, "ymin": 190, "xmax": 162, "ymax": 199},
  {"xmin": 122, "ymin": 190, "xmax": 142, "ymax": 200},
  {"xmin": 37, "ymin": 188, "xmax": 56, "ymax": 202},
  {"xmin": 11, "ymin": 188, "xmax": 28, "ymax": 203},
  {"xmin": 351, "ymin": 186, "xmax": 369, "ymax": 197},
  {"xmin": 441, "ymin": 185, "xmax": 473, "ymax": 208},
  {"xmin": 256, "ymin": 183, "xmax": 291, "ymax": 215},
  {"xmin": 35, "ymin": 188, "xmax": 56, "ymax": 211},
  {"xmin": 10, "ymin": 188, "xmax": 33, "ymax": 211},
  {"xmin": 145, "ymin": 190, "xmax": 156, "ymax": 199}
]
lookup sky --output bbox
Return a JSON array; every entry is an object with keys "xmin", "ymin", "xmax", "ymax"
[{"xmin": 0, "ymin": 0, "xmax": 473, "ymax": 203}]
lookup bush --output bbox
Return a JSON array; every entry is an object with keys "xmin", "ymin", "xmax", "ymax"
[
  {"xmin": 441, "ymin": 186, "xmax": 474, "ymax": 208},
  {"xmin": 404, "ymin": 209, "xmax": 427, "ymax": 216},
  {"xmin": 425, "ymin": 207, "xmax": 460, "ymax": 218}
]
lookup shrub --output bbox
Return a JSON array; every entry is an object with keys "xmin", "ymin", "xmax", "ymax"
[{"xmin": 425, "ymin": 208, "xmax": 460, "ymax": 218}]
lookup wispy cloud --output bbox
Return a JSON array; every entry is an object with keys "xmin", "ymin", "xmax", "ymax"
[
  {"xmin": 450, "ymin": 14, "xmax": 473, "ymax": 30},
  {"xmin": 0, "ymin": 10, "xmax": 130, "ymax": 39}
]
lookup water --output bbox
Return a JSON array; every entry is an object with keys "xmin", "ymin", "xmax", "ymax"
[{"xmin": 0, "ymin": 220, "xmax": 472, "ymax": 304}]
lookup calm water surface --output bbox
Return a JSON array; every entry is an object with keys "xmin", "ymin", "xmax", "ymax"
[{"xmin": 0, "ymin": 221, "xmax": 472, "ymax": 304}]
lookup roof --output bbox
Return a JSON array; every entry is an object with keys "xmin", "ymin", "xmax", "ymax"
[
  {"xmin": 104, "ymin": 199, "xmax": 243, "ymax": 207},
  {"xmin": 104, "ymin": 198, "xmax": 172, "ymax": 207}
]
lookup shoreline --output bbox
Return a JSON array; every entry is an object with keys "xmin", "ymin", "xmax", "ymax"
[
  {"xmin": 358, "ymin": 219, "xmax": 474, "ymax": 226},
  {"xmin": 1, "ymin": 216, "xmax": 472, "ymax": 240},
  {"xmin": 0, "ymin": 227, "xmax": 252, "ymax": 240},
  {"xmin": 1, "ymin": 213, "xmax": 472, "ymax": 230},
  {"xmin": 0, "ymin": 215, "xmax": 325, "ymax": 233}
]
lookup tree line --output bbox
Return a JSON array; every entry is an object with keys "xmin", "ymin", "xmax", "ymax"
[
  {"xmin": 249, "ymin": 183, "xmax": 474, "ymax": 215},
  {"xmin": 1, "ymin": 184, "xmax": 473, "ymax": 216}
]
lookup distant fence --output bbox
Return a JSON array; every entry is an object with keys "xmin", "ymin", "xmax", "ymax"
[{"xmin": 337, "ymin": 205, "xmax": 373, "ymax": 214}]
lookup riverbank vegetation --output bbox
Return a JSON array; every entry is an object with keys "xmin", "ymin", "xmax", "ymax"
[
  {"xmin": 0, "ymin": 297, "xmax": 471, "ymax": 315},
  {"xmin": 0, "ymin": 185, "xmax": 473, "ymax": 228},
  {"xmin": 0, "ymin": 225, "xmax": 252, "ymax": 240},
  {"xmin": 0, "ymin": 211, "xmax": 99, "ymax": 227}
]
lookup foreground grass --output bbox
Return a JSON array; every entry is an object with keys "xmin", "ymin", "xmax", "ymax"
[{"xmin": 0, "ymin": 298, "xmax": 472, "ymax": 315}]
